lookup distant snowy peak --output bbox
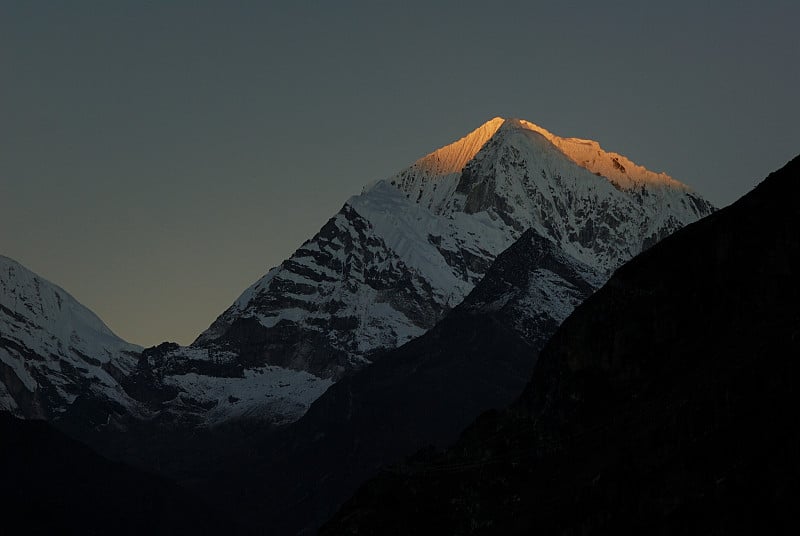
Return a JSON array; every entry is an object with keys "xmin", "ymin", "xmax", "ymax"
[
  {"xmin": 376, "ymin": 117, "xmax": 504, "ymax": 214},
  {"xmin": 410, "ymin": 117, "xmax": 505, "ymax": 177},
  {"xmin": 0, "ymin": 255, "xmax": 140, "ymax": 419},
  {"xmin": 190, "ymin": 116, "xmax": 715, "ymax": 424},
  {"xmin": 381, "ymin": 117, "xmax": 714, "ymax": 271},
  {"xmin": 387, "ymin": 117, "xmax": 704, "ymax": 213},
  {"xmin": 0, "ymin": 256, "xmax": 136, "ymax": 360}
]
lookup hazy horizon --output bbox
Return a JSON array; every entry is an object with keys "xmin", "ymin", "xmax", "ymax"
[{"xmin": 2, "ymin": 1, "xmax": 798, "ymax": 346}]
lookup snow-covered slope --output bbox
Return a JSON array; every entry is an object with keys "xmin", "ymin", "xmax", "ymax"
[
  {"xmin": 0, "ymin": 255, "xmax": 331, "ymax": 427},
  {"xmin": 390, "ymin": 118, "xmax": 712, "ymax": 270},
  {"xmin": 122, "ymin": 342, "xmax": 333, "ymax": 427},
  {"xmin": 0, "ymin": 255, "xmax": 141, "ymax": 419},
  {"xmin": 1, "ymin": 118, "xmax": 714, "ymax": 428},
  {"xmin": 177, "ymin": 117, "xmax": 714, "ymax": 425}
]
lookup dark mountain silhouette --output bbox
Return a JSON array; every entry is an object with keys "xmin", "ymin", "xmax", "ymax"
[
  {"xmin": 0, "ymin": 118, "xmax": 711, "ymax": 430},
  {"xmin": 0, "ymin": 412, "xmax": 245, "ymax": 535},
  {"xmin": 196, "ymin": 230, "xmax": 602, "ymax": 534},
  {"xmin": 322, "ymin": 156, "xmax": 800, "ymax": 535}
]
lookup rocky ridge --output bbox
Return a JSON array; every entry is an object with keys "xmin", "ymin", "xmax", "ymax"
[
  {"xmin": 166, "ymin": 117, "xmax": 714, "ymax": 425},
  {"xmin": 1, "ymin": 118, "xmax": 715, "ymax": 427},
  {"xmin": 322, "ymin": 155, "xmax": 800, "ymax": 535}
]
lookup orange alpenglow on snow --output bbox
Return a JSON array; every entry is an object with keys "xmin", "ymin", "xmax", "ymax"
[
  {"xmin": 409, "ymin": 117, "xmax": 686, "ymax": 191},
  {"xmin": 411, "ymin": 117, "xmax": 505, "ymax": 176},
  {"xmin": 515, "ymin": 118, "xmax": 688, "ymax": 191}
]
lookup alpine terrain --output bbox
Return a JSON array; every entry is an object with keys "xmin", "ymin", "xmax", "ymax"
[
  {"xmin": 143, "ymin": 117, "xmax": 714, "ymax": 426},
  {"xmin": 1, "ymin": 117, "xmax": 713, "ymax": 429},
  {"xmin": 322, "ymin": 155, "xmax": 800, "ymax": 535},
  {"xmin": 1, "ymin": 116, "xmax": 722, "ymax": 535},
  {"xmin": 116, "ymin": 118, "xmax": 715, "ymax": 534},
  {"xmin": 203, "ymin": 227, "xmax": 609, "ymax": 534},
  {"xmin": 0, "ymin": 255, "xmax": 142, "ymax": 420}
]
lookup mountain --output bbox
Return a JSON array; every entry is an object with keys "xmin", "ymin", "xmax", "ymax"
[
  {"xmin": 1, "ymin": 118, "xmax": 713, "ymax": 430},
  {"xmin": 0, "ymin": 117, "xmax": 719, "ymax": 534},
  {"xmin": 322, "ymin": 155, "xmax": 800, "ymax": 534},
  {"xmin": 0, "ymin": 255, "xmax": 141, "ymax": 421},
  {"xmin": 201, "ymin": 228, "xmax": 606, "ymax": 534},
  {"xmin": 133, "ymin": 117, "xmax": 714, "ymax": 426},
  {"xmin": 0, "ymin": 412, "xmax": 244, "ymax": 535}
]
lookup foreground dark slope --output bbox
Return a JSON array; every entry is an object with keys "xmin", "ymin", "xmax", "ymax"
[
  {"xmin": 202, "ymin": 231, "xmax": 600, "ymax": 534},
  {"xmin": 323, "ymin": 155, "xmax": 800, "ymax": 535},
  {"xmin": 0, "ymin": 413, "xmax": 244, "ymax": 535}
]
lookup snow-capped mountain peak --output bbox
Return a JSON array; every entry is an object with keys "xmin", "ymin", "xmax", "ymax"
[
  {"xmin": 384, "ymin": 117, "xmax": 709, "ymax": 219},
  {"xmin": 0, "ymin": 255, "xmax": 141, "ymax": 418},
  {"xmin": 1, "ymin": 117, "xmax": 717, "ymax": 428},
  {"xmin": 413, "ymin": 116, "xmax": 505, "ymax": 177},
  {"xmin": 184, "ymin": 117, "xmax": 714, "ymax": 426},
  {"xmin": 0, "ymin": 256, "xmax": 135, "ymax": 360}
]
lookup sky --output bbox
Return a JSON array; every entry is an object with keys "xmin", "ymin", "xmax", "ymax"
[{"xmin": 2, "ymin": 1, "xmax": 798, "ymax": 347}]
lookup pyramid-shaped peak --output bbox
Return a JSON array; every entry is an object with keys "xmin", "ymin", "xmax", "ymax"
[
  {"xmin": 406, "ymin": 116, "xmax": 688, "ymax": 191},
  {"xmin": 411, "ymin": 117, "xmax": 505, "ymax": 176}
]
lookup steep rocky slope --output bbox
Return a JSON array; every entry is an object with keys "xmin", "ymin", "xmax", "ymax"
[
  {"xmin": 150, "ymin": 117, "xmax": 714, "ymax": 425},
  {"xmin": 1, "ymin": 118, "xmax": 714, "ymax": 428},
  {"xmin": 323, "ymin": 155, "xmax": 800, "ymax": 535},
  {"xmin": 0, "ymin": 255, "xmax": 141, "ymax": 421},
  {"xmin": 202, "ymin": 229, "xmax": 605, "ymax": 534}
]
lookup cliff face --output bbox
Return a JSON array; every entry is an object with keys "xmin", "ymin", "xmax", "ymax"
[
  {"xmin": 199, "ymin": 228, "xmax": 603, "ymax": 534},
  {"xmin": 179, "ymin": 116, "xmax": 713, "ymax": 425},
  {"xmin": 1, "ymin": 117, "xmax": 712, "ymax": 429},
  {"xmin": 322, "ymin": 156, "xmax": 800, "ymax": 535}
]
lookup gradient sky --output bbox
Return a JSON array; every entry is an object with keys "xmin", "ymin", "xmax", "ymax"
[{"xmin": 2, "ymin": 1, "xmax": 798, "ymax": 347}]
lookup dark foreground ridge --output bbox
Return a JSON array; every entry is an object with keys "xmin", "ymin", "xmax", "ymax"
[
  {"xmin": 198, "ymin": 230, "xmax": 600, "ymax": 534},
  {"xmin": 0, "ymin": 412, "xmax": 245, "ymax": 536},
  {"xmin": 322, "ymin": 155, "xmax": 800, "ymax": 534}
]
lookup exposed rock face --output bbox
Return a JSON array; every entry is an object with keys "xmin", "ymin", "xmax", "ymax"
[
  {"xmin": 0, "ymin": 119, "xmax": 724, "ymax": 535},
  {"xmin": 198, "ymin": 204, "xmax": 445, "ymax": 378},
  {"xmin": 200, "ymin": 229, "xmax": 606, "ymax": 534},
  {"xmin": 175, "ymin": 117, "xmax": 713, "ymax": 424},
  {"xmin": 322, "ymin": 155, "xmax": 800, "ymax": 535},
  {"xmin": 1, "ymin": 118, "xmax": 714, "ymax": 428}
]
